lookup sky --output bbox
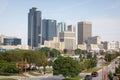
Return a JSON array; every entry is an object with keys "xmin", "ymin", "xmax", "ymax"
[{"xmin": 0, "ymin": 0, "xmax": 120, "ymax": 45}]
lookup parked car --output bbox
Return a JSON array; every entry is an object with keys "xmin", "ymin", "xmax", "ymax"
[
  {"xmin": 91, "ymin": 72, "xmax": 98, "ymax": 77},
  {"xmin": 84, "ymin": 75, "xmax": 92, "ymax": 80}
]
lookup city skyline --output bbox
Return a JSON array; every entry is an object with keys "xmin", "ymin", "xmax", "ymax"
[{"xmin": 0, "ymin": 0, "xmax": 120, "ymax": 45}]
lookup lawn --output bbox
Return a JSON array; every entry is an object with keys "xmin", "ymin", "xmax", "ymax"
[
  {"xmin": 83, "ymin": 67, "xmax": 101, "ymax": 73},
  {"xmin": 28, "ymin": 71, "xmax": 41, "ymax": 76},
  {"xmin": 46, "ymin": 68, "xmax": 53, "ymax": 73},
  {"xmin": 0, "ymin": 78, "xmax": 17, "ymax": 80},
  {"xmin": 63, "ymin": 76, "xmax": 83, "ymax": 80}
]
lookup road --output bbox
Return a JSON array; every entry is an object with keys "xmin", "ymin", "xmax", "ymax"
[{"xmin": 19, "ymin": 74, "xmax": 64, "ymax": 80}]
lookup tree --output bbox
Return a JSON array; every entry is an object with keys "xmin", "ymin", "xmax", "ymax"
[
  {"xmin": 82, "ymin": 50, "xmax": 87, "ymax": 54},
  {"xmin": 50, "ymin": 49, "xmax": 60, "ymax": 57},
  {"xmin": 108, "ymin": 71, "xmax": 113, "ymax": 80},
  {"xmin": 87, "ymin": 53, "xmax": 92, "ymax": 59},
  {"xmin": 115, "ymin": 64, "xmax": 120, "ymax": 79},
  {"xmin": 74, "ymin": 48, "xmax": 81, "ymax": 55},
  {"xmin": 35, "ymin": 52, "xmax": 48, "ymax": 74},
  {"xmin": 63, "ymin": 49, "xmax": 67, "ymax": 54},
  {"xmin": 48, "ymin": 60, "xmax": 53, "ymax": 67},
  {"xmin": 0, "ymin": 53, "xmax": 3, "ymax": 60},
  {"xmin": 0, "ymin": 60, "xmax": 18, "ymax": 75},
  {"xmin": 39, "ymin": 47, "xmax": 50, "ymax": 56},
  {"xmin": 53, "ymin": 56, "xmax": 80, "ymax": 78}
]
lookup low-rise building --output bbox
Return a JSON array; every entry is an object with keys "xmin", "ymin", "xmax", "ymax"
[
  {"xmin": 103, "ymin": 41, "xmax": 120, "ymax": 50},
  {"xmin": 77, "ymin": 43, "xmax": 86, "ymax": 50}
]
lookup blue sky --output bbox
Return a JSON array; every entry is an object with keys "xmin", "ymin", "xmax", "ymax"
[{"xmin": 0, "ymin": 0, "xmax": 120, "ymax": 45}]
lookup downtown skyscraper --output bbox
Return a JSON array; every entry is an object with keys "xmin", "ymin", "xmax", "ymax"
[
  {"xmin": 28, "ymin": 7, "xmax": 42, "ymax": 49},
  {"xmin": 42, "ymin": 19, "xmax": 57, "ymax": 44},
  {"xmin": 77, "ymin": 21, "xmax": 92, "ymax": 44},
  {"xmin": 57, "ymin": 22, "xmax": 66, "ymax": 37}
]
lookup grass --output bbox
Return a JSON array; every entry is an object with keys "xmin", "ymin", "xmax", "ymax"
[
  {"xmin": 84, "ymin": 67, "xmax": 101, "ymax": 73},
  {"xmin": 62, "ymin": 76, "xmax": 83, "ymax": 80},
  {"xmin": 0, "ymin": 78, "xmax": 17, "ymax": 80},
  {"xmin": 40, "ymin": 68, "xmax": 53, "ymax": 73},
  {"xmin": 11, "ymin": 73, "xmax": 24, "ymax": 76},
  {"xmin": 28, "ymin": 71, "xmax": 41, "ymax": 76},
  {"xmin": 46, "ymin": 68, "xmax": 53, "ymax": 73}
]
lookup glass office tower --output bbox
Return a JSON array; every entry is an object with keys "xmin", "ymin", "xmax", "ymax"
[{"xmin": 28, "ymin": 7, "xmax": 42, "ymax": 49}]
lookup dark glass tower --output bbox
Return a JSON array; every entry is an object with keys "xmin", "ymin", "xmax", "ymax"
[
  {"xmin": 42, "ymin": 19, "xmax": 57, "ymax": 44},
  {"xmin": 28, "ymin": 7, "xmax": 42, "ymax": 49}
]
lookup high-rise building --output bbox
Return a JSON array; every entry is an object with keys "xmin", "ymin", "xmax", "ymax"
[
  {"xmin": 28, "ymin": 7, "xmax": 42, "ymax": 49},
  {"xmin": 42, "ymin": 19, "xmax": 57, "ymax": 44},
  {"xmin": 57, "ymin": 22, "xmax": 66, "ymax": 37},
  {"xmin": 67, "ymin": 25, "xmax": 76, "ymax": 32},
  {"xmin": 77, "ymin": 21, "xmax": 92, "ymax": 44}
]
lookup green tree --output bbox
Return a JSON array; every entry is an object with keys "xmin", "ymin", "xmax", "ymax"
[
  {"xmin": 50, "ymin": 49, "xmax": 60, "ymax": 57},
  {"xmin": 53, "ymin": 57, "xmax": 80, "ymax": 78},
  {"xmin": 35, "ymin": 52, "xmax": 48, "ymax": 74},
  {"xmin": 105, "ymin": 54, "xmax": 117, "ymax": 62},
  {"xmin": 115, "ymin": 64, "xmax": 120, "ymax": 79},
  {"xmin": 0, "ymin": 53, "xmax": 3, "ymax": 60},
  {"xmin": 39, "ymin": 47, "xmax": 50, "ymax": 57},
  {"xmin": 108, "ymin": 71, "xmax": 113, "ymax": 80},
  {"xmin": 0, "ymin": 60, "xmax": 18, "ymax": 75},
  {"xmin": 87, "ymin": 53, "xmax": 92, "ymax": 59},
  {"xmin": 74, "ymin": 49, "xmax": 81, "ymax": 55},
  {"xmin": 82, "ymin": 50, "xmax": 87, "ymax": 54},
  {"xmin": 63, "ymin": 49, "xmax": 67, "ymax": 54},
  {"xmin": 48, "ymin": 60, "xmax": 53, "ymax": 67}
]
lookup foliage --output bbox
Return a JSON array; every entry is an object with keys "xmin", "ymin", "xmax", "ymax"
[
  {"xmin": 0, "ymin": 50, "xmax": 48, "ymax": 74},
  {"xmin": 105, "ymin": 54, "xmax": 117, "ymax": 62},
  {"xmin": 53, "ymin": 56, "xmax": 80, "ymax": 78},
  {"xmin": 79, "ymin": 59, "xmax": 97, "ymax": 72},
  {"xmin": 74, "ymin": 49, "xmax": 81, "ymax": 55},
  {"xmin": 39, "ymin": 47, "xmax": 50, "ymax": 57},
  {"xmin": 62, "ymin": 76, "xmax": 83, "ymax": 80},
  {"xmin": 0, "ymin": 60, "xmax": 18, "ymax": 75},
  {"xmin": 48, "ymin": 60, "xmax": 53, "ymax": 67},
  {"xmin": 115, "ymin": 64, "xmax": 120, "ymax": 79},
  {"xmin": 86, "ymin": 53, "xmax": 92, "ymax": 59},
  {"xmin": 108, "ymin": 71, "xmax": 113, "ymax": 80},
  {"xmin": 82, "ymin": 50, "xmax": 87, "ymax": 54},
  {"xmin": 50, "ymin": 49, "xmax": 60, "ymax": 57},
  {"xmin": 63, "ymin": 49, "xmax": 67, "ymax": 54},
  {"xmin": 0, "ymin": 78, "xmax": 17, "ymax": 80}
]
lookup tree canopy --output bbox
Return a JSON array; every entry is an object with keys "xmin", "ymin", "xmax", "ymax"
[{"xmin": 53, "ymin": 56, "xmax": 80, "ymax": 78}]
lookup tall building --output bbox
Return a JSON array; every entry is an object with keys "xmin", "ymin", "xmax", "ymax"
[
  {"xmin": 67, "ymin": 25, "xmax": 76, "ymax": 32},
  {"xmin": 28, "ymin": 7, "xmax": 42, "ymax": 49},
  {"xmin": 42, "ymin": 19, "xmax": 57, "ymax": 44},
  {"xmin": 77, "ymin": 21, "xmax": 92, "ymax": 44},
  {"xmin": 57, "ymin": 22, "xmax": 66, "ymax": 37},
  {"xmin": 67, "ymin": 25, "xmax": 72, "ymax": 31}
]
